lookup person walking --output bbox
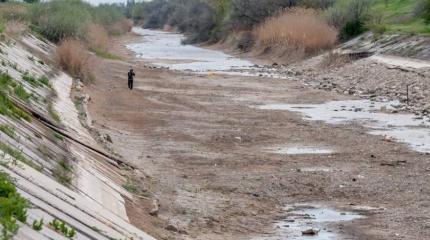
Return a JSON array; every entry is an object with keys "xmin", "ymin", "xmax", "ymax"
[{"xmin": 128, "ymin": 69, "xmax": 135, "ymax": 90}]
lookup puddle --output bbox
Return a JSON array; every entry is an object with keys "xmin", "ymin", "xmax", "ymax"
[
  {"xmin": 256, "ymin": 204, "xmax": 363, "ymax": 240},
  {"xmin": 268, "ymin": 146, "xmax": 334, "ymax": 155},
  {"xmin": 258, "ymin": 100, "xmax": 430, "ymax": 153}
]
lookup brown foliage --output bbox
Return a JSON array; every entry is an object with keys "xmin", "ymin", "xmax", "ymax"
[
  {"xmin": 107, "ymin": 18, "xmax": 133, "ymax": 36},
  {"xmin": 85, "ymin": 24, "xmax": 109, "ymax": 50},
  {"xmin": 56, "ymin": 39, "xmax": 91, "ymax": 81},
  {"xmin": 254, "ymin": 8, "xmax": 338, "ymax": 53}
]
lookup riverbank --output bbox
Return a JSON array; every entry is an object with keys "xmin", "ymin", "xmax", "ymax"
[{"xmin": 79, "ymin": 29, "xmax": 430, "ymax": 239}]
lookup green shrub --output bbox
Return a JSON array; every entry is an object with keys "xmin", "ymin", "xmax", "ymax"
[
  {"xmin": 49, "ymin": 219, "xmax": 76, "ymax": 238},
  {"xmin": 47, "ymin": 102, "xmax": 61, "ymax": 123},
  {"xmin": 22, "ymin": 73, "xmax": 39, "ymax": 87},
  {"xmin": 29, "ymin": 0, "xmax": 93, "ymax": 42},
  {"xmin": 91, "ymin": 4, "xmax": 124, "ymax": 27},
  {"xmin": 326, "ymin": 0, "xmax": 374, "ymax": 40},
  {"xmin": 420, "ymin": 0, "xmax": 430, "ymax": 23},
  {"xmin": 0, "ymin": 142, "xmax": 43, "ymax": 171},
  {"xmin": 52, "ymin": 159, "xmax": 73, "ymax": 186},
  {"xmin": 32, "ymin": 219, "xmax": 43, "ymax": 231},
  {"xmin": 21, "ymin": 73, "xmax": 50, "ymax": 88},
  {"xmin": 14, "ymin": 84, "xmax": 31, "ymax": 102},
  {"xmin": 0, "ymin": 125, "xmax": 15, "ymax": 139},
  {"xmin": 0, "ymin": 172, "xmax": 28, "ymax": 240},
  {"xmin": 37, "ymin": 76, "xmax": 51, "ymax": 88},
  {"xmin": 29, "ymin": 0, "xmax": 129, "ymax": 42},
  {"xmin": 341, "ymin": 19, "xmax": 365, "ymax": 39},
  {"xmin": 0, "ymin": 91, "xmax": 32, "ymax": 121}
]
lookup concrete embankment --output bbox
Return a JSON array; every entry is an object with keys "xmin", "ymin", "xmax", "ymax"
[{"xmin": 0, "ymin": 32, "xmax": 155, "ymax": 239}]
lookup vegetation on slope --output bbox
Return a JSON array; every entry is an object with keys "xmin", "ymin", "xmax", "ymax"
[
  {"xmin": 24, "ymin": 0, "xmax": 130, "ymax": 81},
  {"xmin": 0, "ymin": 172, "xmax": 28, "ymax": 240},
  {"xmin": 129, "ymin": 0, "xmax": 430, "ymax": 46}
]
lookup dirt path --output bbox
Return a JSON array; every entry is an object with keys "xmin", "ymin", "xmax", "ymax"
[{"xmin": 81, "ymin": 33, "xmax": 430, "ymax": 240}]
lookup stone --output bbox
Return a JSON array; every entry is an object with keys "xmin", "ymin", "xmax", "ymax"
[
  {"xmin": 165, "ymin": 224, "xmax": 178, "ymax": 232},
  {"xmin": 149, "ymin": 199, "xmax": 159, "ymax": 217},
  {"xmin": 302, "ymin": 228, "xmax": 319, "ymax": 235}
]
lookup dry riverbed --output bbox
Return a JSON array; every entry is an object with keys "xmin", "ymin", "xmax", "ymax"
[{"xmin": 78, "ymin": 30, "xmax": 430, "ymax": 240}]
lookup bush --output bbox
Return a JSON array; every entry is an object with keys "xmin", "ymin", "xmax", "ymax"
[
  {"xmin": 56, "ymin": 38, "xmax": 90, "ymax": 80},
  {"xmin": 141, "ymin": 0, "xmax": 216, "ymax": 43},
  {"xmin": 107, "ymin": 18, "xmax": 133, "ymax": 36},
  {"xmin": 29, "ymin": 0, "xmax": 130, "ymax": 42},
  {"xmin": 325, "ymin": 0, "xmax": 373, "ymax": 40},
  {"xmin": 32, "ymin": 219, "xmax": 43, "ymax": 231},
  {"xmin": 49, "ymin": 219, "xmax": 76, "ymax": 238},
  {"xmin": 14, "ymin": 84, "xmax": 31, "ymax": 102},
  {"xmin": 416, "ymin": 0, "xmax": 430, "ymax": 23},
  {"xmin": 29, "ymin": 0, "xmax": 93, "ymax": 42},
  {"xmin": 0, "ymin": 172, "xmax": 28, "ymax": 240},
  {"xmin": 52, "ymin": 159, "xmax": 73, "ymax": 186},
  {"xmin": 0, "ymin": 124, "xmax": 15, "ymax": 139},
  {"xmin": 228, "ymin": 0, "xmax": 299, "ymax": 30},
  {"xmin": 0, "ymin": 73, "xmax": 32, "ymax": 121},
  {"xmin": 254, "ymin": 8, "xmax": 337, "ymax": 53},
  {"xmin": 0, "ymin": 3, "xmax": 29, "ymax": 22},
  {"xmin": 85, "ymin": 24, "xmax": 109, "ymax": 50},
  {"xmin": 341, "ymin": 19, "xmax": 365, "ymax": 39},
  {"xmin": 91, "ymin": 4, "xmax": 124, "ymax": 27}
]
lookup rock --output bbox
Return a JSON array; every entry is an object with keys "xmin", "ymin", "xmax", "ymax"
[
  {"xmin": 105, "ymin": 134, "xmax": 112, "ymax": 143},
  {"xmin": 165, "ymin": 224, "xmax": 178, "ymax": 232},
  {"xmin": 75, "ymin": 81, "xmax": 84, "ymax": 91},
  {"xmin": 383, "ymin": 135, "xmax": 394, "ymax": 142},
  {"xmin": 302, "ymin": 228, "xmax": 319, "ymax": 235},
  {"xmin": 149, "ymin": 199, "xmax": 159, "ymax": 216}
]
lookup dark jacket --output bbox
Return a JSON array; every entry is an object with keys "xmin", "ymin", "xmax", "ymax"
[{"xmin": 128, "ymin": 71, "xmax": 135, "ymax": 81}]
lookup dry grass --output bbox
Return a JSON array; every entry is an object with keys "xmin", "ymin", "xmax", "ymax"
[
  {"xmin": 85, "ymin": 24, "xmax": 109, "ymax": 50},
  {"xmin": 4, "ymin": 21, "xmax": 27, "ymax": 36},
  {"xmin": 56, "ymin": 39, "xmax": 92, "ymax": 81},
  {"xmin": 254, "ymin": 8, "xmax": 338, "ymax": 53},
  {"xmin": 107, "ymin": 18, "xmax": 133, "ymax": 36},
  {"xmin": 0, "ymin": 3, "xmax": 28, "ymax": 22}
]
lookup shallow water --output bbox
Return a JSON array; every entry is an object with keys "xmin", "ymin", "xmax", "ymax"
[
  {"xmin": 258, "ymin": 100, "xmax": 430, "ymax": 153},
  {"xmin": 127, "ymin": 28, "xmax": 254, "ymax": 72},
  {"xmin": 256, "ymin": 204, "xmax": 363, "ymax": 240}
]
